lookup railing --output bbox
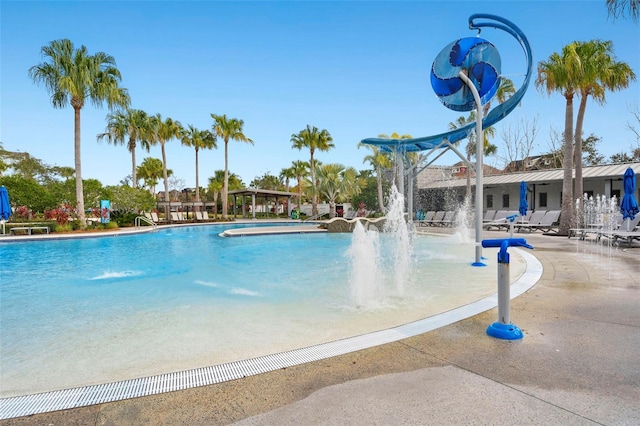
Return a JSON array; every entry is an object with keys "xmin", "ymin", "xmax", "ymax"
[
  {"xmin": 303, "ymin": 213, "xmax": 328, "ymax": 223},
  {"xmin": 135, "ymin": 215, "xmax": 157, "ymax": 230}
]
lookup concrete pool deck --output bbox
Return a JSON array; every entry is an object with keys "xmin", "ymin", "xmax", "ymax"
[{"xmin": 1, "ymin": 229, "xmax": 639, "ymax": 425}]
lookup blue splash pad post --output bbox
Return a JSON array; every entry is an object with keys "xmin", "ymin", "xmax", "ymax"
[{"xmin": 481, "ymin": 238, "xmax": 533, "ymax": 340}]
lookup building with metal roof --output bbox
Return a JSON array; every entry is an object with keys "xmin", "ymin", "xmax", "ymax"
[{"xmin": 416, "ymin": 162, "xmax": 640, "ymax": 212}]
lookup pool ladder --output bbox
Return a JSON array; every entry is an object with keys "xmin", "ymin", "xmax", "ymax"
[{"xmin": 135, "ymin": 215, "xmax": 157, "ymax": 230}]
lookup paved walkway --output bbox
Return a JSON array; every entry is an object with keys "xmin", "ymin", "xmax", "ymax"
[{"xmin": 1, "ymin": 231, "xmax": 639, "ymax": 425}]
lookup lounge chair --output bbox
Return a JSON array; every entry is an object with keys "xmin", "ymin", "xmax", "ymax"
[
  {"xmin": 195, "ymin": 211, "xmax": 204, "ymax": 221},
  {"xmin": 517, "ymin": 210, "xmax": 561, "ymax": 234},
  {"xmin": 482, "ymin": 210, "xmax": 496, "ymax": 224},
  {"xmin": 597, "ymin": 215, "xmax": 640, "ymax": 244},
  {"xmin": 610, "ymin": 229, "xmax": 640, "ymax": 246},
  {"xmin": 416, "ymin": 211, "xmax": 435, "ymax": 227},
  {"xmin": 203, "ymin": 211, "xmax": 212, "ymax": 220},
  {"xmin": 440, "ymin": 211, "xmax": 457, "ymax": 227},
  {"xmin": 150, "ymin": 212, "xmax": 166, "ymax": 223},
  {"xmin": 344, "ymin": 209, "xmax": 357, "ymax": 219},
  {"xmin": 483, "ymin": 210, "xmax": 510, "ymax": 230},
  {"xmin": 515, "ymin": 210, "xmax": 547, "ymax": 233},
  {"xmin": 427, "ymin": 211, "xmax": 445, "ymax": 226}
]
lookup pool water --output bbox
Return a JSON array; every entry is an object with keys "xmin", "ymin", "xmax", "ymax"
[{"xmin": 0, "ymin": 223, "xmax": 521, "ymax": 397}]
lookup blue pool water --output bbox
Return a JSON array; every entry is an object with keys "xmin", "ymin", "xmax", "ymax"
[{"xmin": 0, "ymin": 223, "xmax": 516, "ymax": 397}]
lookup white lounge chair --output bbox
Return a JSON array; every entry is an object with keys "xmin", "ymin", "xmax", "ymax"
[{"xmin": 150, "ymin": 212, "xmax": 166, "ymax": 223}]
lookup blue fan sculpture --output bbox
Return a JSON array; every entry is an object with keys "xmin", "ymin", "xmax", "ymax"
[
  {"xmin": 430, "ymin": 37, "xmax": 501, "ymax": 112},
  {"xmin": 362, "ymin": 14, "xmax": 532, "ymax": 152}
]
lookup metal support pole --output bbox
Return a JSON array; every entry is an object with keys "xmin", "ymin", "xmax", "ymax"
[
  {"xmin": 458, "ymin": 70, "xmax": 484, "ymax": 266},
  {"xmin": 407, "ymin": 159, "xmax": 414, "ymax": 225},
  {"xmin": 497, "ymin": 261, "xmax": 511, "ymax": 324}
]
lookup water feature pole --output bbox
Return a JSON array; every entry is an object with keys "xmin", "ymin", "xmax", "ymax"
[
  {"xmin": 482, "ymin": 238, "xmax": 533, "ymax": 340},
  {"xmin": 458, "ymin": 70, "xmax": 485, "ymax": 266}
]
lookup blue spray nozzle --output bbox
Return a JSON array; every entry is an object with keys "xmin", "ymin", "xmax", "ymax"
[
  {"xmin": 506, "ymin": 214, "xmax": 518, "ymax": 222},
  {"xmin": 482, "ymin": 238, "xmax": 534, "ymax": 263}
]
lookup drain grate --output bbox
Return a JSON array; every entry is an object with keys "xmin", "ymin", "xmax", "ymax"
[{"xmin": 0, "ymin": 249, "xmax": 541, "ymax": 420}]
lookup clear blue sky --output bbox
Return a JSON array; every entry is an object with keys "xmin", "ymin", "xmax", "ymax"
[{"xmin": 1, "ymin": 1, "xmax": 639, "ymax": 188}]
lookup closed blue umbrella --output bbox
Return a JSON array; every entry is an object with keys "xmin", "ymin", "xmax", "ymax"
[
  {"xmin": 0, "ymin": 185, "xmax": 11, "ymax": 221},
  {"xmin": 519, "ymin": 181, "xmax": 528, "ymax": 217},
  {"xmin": 620, "ymin": 167, "xmax": 638, "ymax": 223}
]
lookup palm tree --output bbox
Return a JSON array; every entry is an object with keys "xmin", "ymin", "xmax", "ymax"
[
  {"xmin": 279, "ymin": 166, "xmax": 297, "ymax": 192},
  {"xmin": 607, "ymin": 0, "xmax": 639, "ymax": 22},
  {"xmin": 358, "ymin": 143, "xmax": 392, "ymax": 212},
  {"xmin": 207, "ymin": 170, "xmax": 225, "ymax": 218},
  {"xmin": 377, "ymin": 132, "xmax": 411, "ymax": 189},
  {"xmin": 291, "ymin": 125, "xmax": 334, "ymax": 216},
  {"xmin": 207, "ymin": 169, "xmax": 243, "ymax": 218},
  {"xmin": 210, "ymin": 114, "xmax": 253, "ymax": 219},
  {"xmin": 483, "ymin": 77, "xmax": 516, "ymax": 117},
  {"xmin": 181, "ymin": 125, "xmax": 217, "ymax": 207},
  {"xmin": 289, "ymin": 160, "xmax": 309, "ymax": 210},
  {"xmin": 97, "ymin": 108, "xmax": 149, "ymax": 188},
  {"xmin": 148, "ymin": 114, "xmax": 182, "ymax": 217},
  {"xmin": 137, "ymin": 157, "xmax": 171, "ymax": 195},
  {"xmin": 29, "ymin": 39, "xmax": 130, "ymax": 222},
  {"xmin": 536, "ymin": 45, "xmax": 580, "ymax": 236},
  {"xmin": 571, "ymin": 40, "xmax": 636, "ymax": 204},
  {"xmin": 315, "ymin": 164, "xmax": 361, "ymax": 217}
]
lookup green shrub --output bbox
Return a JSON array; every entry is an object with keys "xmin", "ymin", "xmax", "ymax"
[
  {"xmin": 54, "ymin": 224, "xmax": 72, "ymax": 232},
  {"xmin": 109, "ymin": 210, "xmax": 137, "ymax": 227}
]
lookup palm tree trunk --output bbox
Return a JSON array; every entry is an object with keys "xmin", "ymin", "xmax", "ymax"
[
  {"xmin": 161, "ymin": 142, "xmax": 170, "ymax": 219},
  {"xmin": 310, "ymin": 151, "xmax": 317, "ymax": 216},
  {"xmin": 195, "ymin": 147, "xmax": 200, "ymax": 206},
  {"xmin": 129, "ymin": 138, "xmax": 138, "ymax": 188},
  {"xmin": 74, "ymin": 106, "xmax": 86, "ymax": 223},
  {"xmin": 574, "ymin": 94, "xmax": 588, "ymax": 224},
  {"xmin": 376, "ymin": 166, "xmax": 385, "ymax": 212},
  {"xmin": 222, "ymin": 140, "xmax": 229, "ymax": 219},
  {"xmin": 131, "ymin": 141, "xmax": 138, "ymax": 188},
  {"xmin": 466, "ymin": 154, "xmax": 472, "ymax": 200},
  {"xmin": 559, "ymin": 93, "xmax": 575, "ymax": 236}
]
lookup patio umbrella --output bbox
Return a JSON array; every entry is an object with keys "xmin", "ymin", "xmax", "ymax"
[
  {"xmin": 620, "ymin": 167, "xmax": 638, "ymax": 230},
  {"xmin": 0, "ymin": 185, "xmax": 11, "ymax": 234},
  {"xmin": 519, "ymin": 181, "xmax": 528, "ymax": 217}
]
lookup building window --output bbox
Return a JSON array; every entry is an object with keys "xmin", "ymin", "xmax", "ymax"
[
  {"xmin": 612, "ymin": 189, "xmax": 621, "ymax": 199},
  {"xmin": 502, "ymin": 194, "xmax": 509, "ymax": 208},
  {"xmin": 539, "ymin": 192, "xmax": 547, "ymax": 208},
  {"xmin": 486, "ymin": 194, "xmax": 493, "ymax": 208}
]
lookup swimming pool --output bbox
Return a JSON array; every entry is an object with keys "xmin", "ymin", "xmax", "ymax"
[{"xmin": 0, "ymin": 223, "xmax": 523, "ymax": 398}]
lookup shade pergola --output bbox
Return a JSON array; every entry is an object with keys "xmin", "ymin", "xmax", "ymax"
[{"xmin": 228, "ymin": 188, "xmax": 299, "ymax": 219}]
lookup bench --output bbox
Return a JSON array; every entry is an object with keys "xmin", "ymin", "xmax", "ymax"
[{"xmin": 9, "ymin": 226, "xmax": 50, "ymax": 235}]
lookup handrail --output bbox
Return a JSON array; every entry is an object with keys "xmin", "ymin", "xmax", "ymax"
[
  {"xmin": 135, "ymin": 215, "xmax": 157, "ymax": 230},
  {"xmin": 303, "ymin": 213, "xmax": 328, "ymax": 222}
]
